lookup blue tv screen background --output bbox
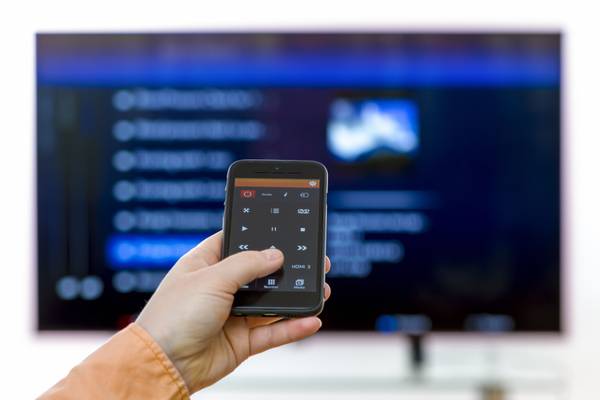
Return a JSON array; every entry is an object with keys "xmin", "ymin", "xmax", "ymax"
[{"xmin": 36, "ymin": 33, "xmax": 561, "ymax": 332}]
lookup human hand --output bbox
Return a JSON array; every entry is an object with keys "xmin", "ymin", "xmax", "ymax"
[{"xmin": 136, "ymin": 231, "xmax": 331, "ymax": 393}]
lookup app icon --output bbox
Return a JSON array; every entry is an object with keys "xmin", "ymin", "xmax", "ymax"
[
  {"xmin": 283, "ymin": 192, "xmax": 288, "ymax": 198},
  {"xmin": 240, "ymin": 190, "xmax": 256, "ymax": 199},
  {"xmin": 300, "ymin": 192, "xmax": 310, "ymax": 198},
  {"xmin": 299, "ymin": 227, "xmax": 306, "ymax": 232},
  {"xmin": 270, "ymin": 207, "xmax": 280, "ymax": 214},
  {"xmin": 267, "ymin": 278, "xmax": 277, "ymax": 286},
  {"xmin": 308, "ymin": 180, "xmax": 317, "ymax": 187},
  {"xmin": 294, "ymin": 278, "xmax": 305, "ymax": 287},
  {"xmin": 242, "ymin": 207, "xmax": 251, "ymax": 214}
]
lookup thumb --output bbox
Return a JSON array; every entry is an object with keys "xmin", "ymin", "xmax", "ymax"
[{"xmin": 204, "ymin": 248, "xmax": 284, "ymax": 292}]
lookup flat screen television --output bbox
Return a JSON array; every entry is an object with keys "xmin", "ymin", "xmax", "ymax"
[{"xmin": 36, "ymin": 32, "xmax": 561, "ymax": 332}]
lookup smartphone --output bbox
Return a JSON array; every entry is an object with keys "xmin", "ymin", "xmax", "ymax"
[{"xmin": 222, "ymin": 159, "xmax": 328, "ymax": 317}]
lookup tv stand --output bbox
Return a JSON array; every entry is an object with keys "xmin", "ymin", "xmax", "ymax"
[
  {"xmin": 407, "ymin": 333, "xmax": 425, "ymax": 378},
  {"xmin": 404, "ymin": 333, "xmax": 507, "ymax": 400}
]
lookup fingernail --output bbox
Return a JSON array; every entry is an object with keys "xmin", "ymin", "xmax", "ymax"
[{"xmin": 261, "ymin": 248, "xmax": 283, "ymax": 261}]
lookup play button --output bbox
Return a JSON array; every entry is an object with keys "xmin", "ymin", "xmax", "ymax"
[{"xmin": 241, "ymin": 226, "xmax": 248, "ymax": 231}]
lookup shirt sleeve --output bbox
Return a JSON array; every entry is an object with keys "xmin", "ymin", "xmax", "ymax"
[{"xmin": 39, "ymin": 323, "xmax": 190, "ymax": 400}]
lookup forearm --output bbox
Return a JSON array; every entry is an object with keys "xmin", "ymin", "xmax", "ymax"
[{"xmin": 39, "ymin": 323, "xmax": 189, "ymax": 400}]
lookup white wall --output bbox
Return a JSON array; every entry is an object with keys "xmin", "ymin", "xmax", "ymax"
[{"xmin": 0, "ymin": 1, "xmax": 598, "ymax": 398}]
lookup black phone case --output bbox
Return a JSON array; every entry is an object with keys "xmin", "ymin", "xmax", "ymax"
[
  {"xmin": 231, "ymin": 301, "xmax": 325, "ymax": 318},
  {"xmin": 222, "ymin": 159, "xmax": 327, "ymax": 317}
]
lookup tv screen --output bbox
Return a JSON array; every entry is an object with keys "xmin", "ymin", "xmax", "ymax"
[{"xmin": 36, "ymin": 33, "xmax": 561, "ymax": 332}]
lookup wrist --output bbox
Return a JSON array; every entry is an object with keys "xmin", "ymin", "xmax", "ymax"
[
  {"xmin": 133, "ymin": 320, "xmax": 212, "ymax": 393},
  {"xmin": 129, "ymin": 323, "xmax": 191, "ymax": 396}
]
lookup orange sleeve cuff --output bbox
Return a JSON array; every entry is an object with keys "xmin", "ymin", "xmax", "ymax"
[{"xmin": 40, "ymin": 323, "xmax": 190, "ymax": 400}]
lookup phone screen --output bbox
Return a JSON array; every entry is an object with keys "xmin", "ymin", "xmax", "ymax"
[{"xmin": 226, "ymin": 177, "xmax": 322, "ymax": 293}]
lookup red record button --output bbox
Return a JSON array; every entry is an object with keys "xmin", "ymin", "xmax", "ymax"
[{"xmin": 240, "ymin": 189, "xmax": 256, "ymax": 199}]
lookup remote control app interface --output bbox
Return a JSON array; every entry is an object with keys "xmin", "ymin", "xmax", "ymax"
[{"xmin": 227, "ymin": 177, "xmax": 322, "ymax": 292}]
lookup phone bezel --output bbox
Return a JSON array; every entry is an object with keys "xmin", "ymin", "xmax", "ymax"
[{"xmin": 222, "ymin": 159, "xmax": 328, "ymax": 316}]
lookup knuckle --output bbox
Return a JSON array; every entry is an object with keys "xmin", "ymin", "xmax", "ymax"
[
  {"xmin": 238, "ymin": 250, "xmax": 265, "ymax": 266},
  {"xmin": 281, "ymin": 326, "xmax": 293, "ymax": 344},
  {"xmin": 202, "ymin": 268, "xmax": 237, "ymax": 291},
  {"xmin": 265, "ymin": 326, "xmax": 276, "ymax": 349}
]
